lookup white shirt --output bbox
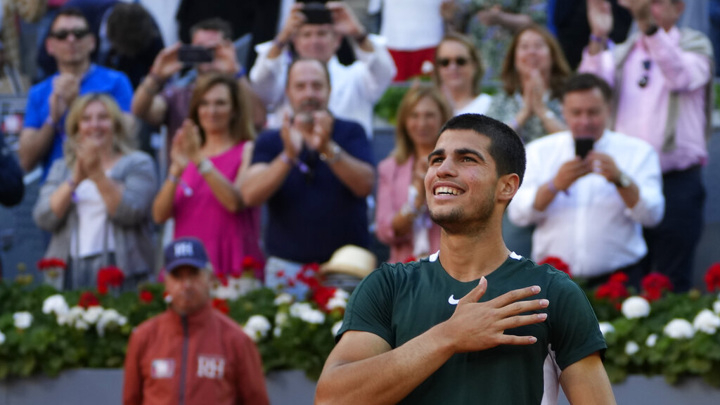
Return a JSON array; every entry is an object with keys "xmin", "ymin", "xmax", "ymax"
[
  {"xmin": 377, "ymin": 0, "xmax": 445, "ymax": 50},
  {"xmin": 71, "ymin": 178, "xmax": 116, "ymax": 258},
  {"xmin": 455, "ymin": 93, "xmax": 492, "ymax": 116},
  {"xmin": 249, "ymin": 34, "xmax": 397, "ymax": 137},
  {"xmin": 508, "ymin": 130, "xmax": 665, "ymax": 277}
]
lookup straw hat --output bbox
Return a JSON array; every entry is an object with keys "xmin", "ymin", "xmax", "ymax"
[{"xmin": 320, "ymin": 245, "xmax": 377, "ymax": 279}]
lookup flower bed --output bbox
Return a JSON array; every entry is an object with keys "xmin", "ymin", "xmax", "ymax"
[{"xmin": 1, "ymin": 258, "xmax": 720, "ymax": 388}]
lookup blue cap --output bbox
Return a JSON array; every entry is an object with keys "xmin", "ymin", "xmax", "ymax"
[{"xmin": 164, "ymin": 237, "xmax": 210, "ymax": 273}]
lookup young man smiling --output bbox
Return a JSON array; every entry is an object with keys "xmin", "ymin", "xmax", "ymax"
[{"xmin": 315, "ymin": 114, "xmax": 616, "ymax": 405}]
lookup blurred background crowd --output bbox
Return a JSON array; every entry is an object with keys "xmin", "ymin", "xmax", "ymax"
[{"xmin": 0, "ymin": 0, "xmax": 718, "ymax": 294}]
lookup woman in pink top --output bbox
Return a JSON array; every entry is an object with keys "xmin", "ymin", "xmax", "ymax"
[
  {"xmin": 375, "ymin": 86, "xmax": 452, "ymax": 263},
  {"xmin": 152, "ymin": 73, "xmax": 263, "ymax": 279}
]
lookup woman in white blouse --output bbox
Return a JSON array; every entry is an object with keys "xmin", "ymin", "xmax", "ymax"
[
  {"xmin": 432, "ymin": 32, "xmax": 492, "ymax": 116},
  {"xmin": 34, "ymin": 93, "xmax": 158, "ymax": 290}
]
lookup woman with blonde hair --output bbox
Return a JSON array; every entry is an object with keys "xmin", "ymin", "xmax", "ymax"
[
  {"xmin": 486, "ymin": 24, "xmax": 571, "ymax": 143},
  {"xmin": 375, "ymin": 86, "xmax": 452, "ymax": 262},
  {"xmin": 33, "ymin": 93, "xmax": 158, "ymax": 290},
  {"xmin": 152, "ymin": 72, "xmax": 264, "ymax": 280},
  {"xmin": 433, "ymin": 32, "xmax": 492, "ymax": 116}
]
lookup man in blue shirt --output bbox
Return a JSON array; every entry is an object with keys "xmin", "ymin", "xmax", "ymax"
[
  {"xmin": 241, "ymin": 58, "xmax": 375, "ymax": 292},
  {"xmin": 18, "ymin": 7, "xmax": 132, "ymax": 179}
]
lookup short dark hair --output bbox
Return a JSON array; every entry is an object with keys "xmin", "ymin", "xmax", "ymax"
[
  {"xmin": 561, "ymin": 73, "xmax": 613, "ymax": 103},
  {"xmin": 438, "ymin": 114, "xmax": 526, "ymax": 186},
  {"xmin": 50, "ymin": 7, "xmax": 90, "ymax": 31},
  {"xmin": 190, "ymin": 18, "xmax": 233, "ymax": 41},
  {"xmin": 106, "ymin": 3, "xmax": 159, "ymax": 57}
]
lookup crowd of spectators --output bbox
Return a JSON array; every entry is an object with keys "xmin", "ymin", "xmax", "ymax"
[{"xmin": 0, "ymin": 0, "xmax": 716, "ymax": 296}]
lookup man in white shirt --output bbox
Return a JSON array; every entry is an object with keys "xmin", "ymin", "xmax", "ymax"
[
  {"xmin": 249, "ymin": 1, "xmax": 396, "ymax": 137},
  {"xmin": 508, "ymin": 73, "xmax": 665, "ymax": 286}
]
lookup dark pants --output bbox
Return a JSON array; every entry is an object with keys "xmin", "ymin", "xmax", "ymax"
[{"xmin": 642, "ymin": 166, "xmax": 705, "ymax": 292}]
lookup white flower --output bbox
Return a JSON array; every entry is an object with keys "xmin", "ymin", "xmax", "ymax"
[
  {"xmin": 274, "ymin": 293, "xmax": 294, "ymax": 306},
  {"xmin": 0, "ymin": 330, "xmax": 5, "ymax": 345},
  {"xmin": 273, "ymin": 326, "xmax": 282, "ymax": 337},
  {"xmin": 230, "ymin": 277, "xmax": 261, "ymax": 297},
  {"xmin": 13, "ymin": 312, "xmax": 33, "ymax": 329},
  {"xmin": 83, "ymin": 306, "xmax": 104, "ymax": 324},
  {"xmin": 333, "ymin": 289, "xmax": 349, "ymax": 301},
  {"xmin": 243, "ymin": 315, "xmax": 272, "ymax": 342},
  {"xmin": 598, "ymin": 322, "xmax": 615, "ymax": 337},
  {"xmin": 625, "ymin": 341, "xmax": 639, "ymax": 355},
  {"xmin": 275, "ymin": 312, "xmax": 288, "ymax": 327},
  {"xmin": 421, "ymin": 60, "xmax": 434, "ymax": 75},
  {"xmin": 621, "ymin": 296, "xmax": 651, "ymax": 319},
  {"xmin": 712, "ymin": 300, "xmax": 720, "ymax": 315},
  {"xmin": 289, "ymin": 302, "xmax": 313, "ymax": 318},
  {"xmin": 212, "ymin": 285, "xmax": 238, "ymax": 301},
  {"xmin": 74, "ymin": 320, "xmax": 89, "ymax": 331},
  {"xmin": 646, "ymin": 334, "xmax": 658, "ymax": 347},
  {"xmin": 42, "ymin": 294, "xmax": 69, "ymax": 317},
  {"xmin": 331, "ymin": 321, "xmax": 343, "ymax": 337},
  {"xmin": 326, "ymin": 297, "xmax": 347, "ymax": 311},
  {"xmin": 693, "ymin": 309, "xmax": 720, "ymax": 334},
  {"xmin": 300, "ymin": 309, "xmax": 325, "ymax": 325},
  {"xmin": 96, "ymin": 309, "xmax": 128, "ymax": 337},
  {"xmin": 663, "ymin": 319, "xmax": 695, "ymax": 339}
]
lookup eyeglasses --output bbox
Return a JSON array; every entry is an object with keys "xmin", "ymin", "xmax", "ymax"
[
  {"xmin": 638, "ymin": 59, "xmax": 652, "ymax": 88},
  {"xmin": 49, "ymin": 28, "xmax": 91, "ymax": 40},
  {"xmin": 437, "ymin": 57, "xmax": 469, "ymax": 68}
]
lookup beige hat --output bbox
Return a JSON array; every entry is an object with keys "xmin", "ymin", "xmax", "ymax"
[{"xmin": 320, "ymin": 245, "xmax": 377, "ymax": 279}]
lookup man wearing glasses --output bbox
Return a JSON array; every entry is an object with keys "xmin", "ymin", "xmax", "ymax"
[
  {"xmin": 242, "ymin": 59, "xmax": 375, "ymax": 296},
  {"xmin": 579, "ymin": 0, "xmax": 713, "ymax": 292},
  {"xmin": 18, "ymin": 8, "xmax": 133, "ymax": 180}
]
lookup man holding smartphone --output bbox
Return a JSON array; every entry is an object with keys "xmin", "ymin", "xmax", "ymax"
[
  {"xmin": 508, "ymin": 73, "xmax": 665, "ymax": 288},
  {"xmin": 249, "ymin": 1, "xmax": 396, "ymax": 137}
]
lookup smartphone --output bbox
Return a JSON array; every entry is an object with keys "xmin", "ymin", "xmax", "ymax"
[
  {"xmin": 574, "ymin": 137, "xmax": 594, "ymax": 160},
  {"xmin": 178, "ymin": 45, "xmax": 213, "ymax": 64},
  {"xmin": 302, "ymin": 2, "xmax": 332, "ymax": 24}
]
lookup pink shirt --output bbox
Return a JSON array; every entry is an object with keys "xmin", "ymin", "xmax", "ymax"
[{"xmin": 578, "ymin": 27, "xmax": 711, "ymax": 172}]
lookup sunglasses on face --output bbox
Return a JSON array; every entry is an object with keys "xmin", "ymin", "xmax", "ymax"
[
  {"xmin": 437, "ymin": 57, "xmax": 469, "ymax": 68},
  {"xmin": 49, "ymin": 28, "xmax": 91, "ymax": 40}
]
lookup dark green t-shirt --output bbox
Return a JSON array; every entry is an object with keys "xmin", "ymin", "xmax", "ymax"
[{"xmin": 338, "ymin": 253, "xmax": 606, "ymax": 404}]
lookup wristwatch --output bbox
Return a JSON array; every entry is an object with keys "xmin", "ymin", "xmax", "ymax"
[
  {"xmin": 615, "ymin": 172, "xmax": 632, "ymax": 188},
  {"xmin": 319, "ymin": 142, "xmax": 342, "ymax": 164}
]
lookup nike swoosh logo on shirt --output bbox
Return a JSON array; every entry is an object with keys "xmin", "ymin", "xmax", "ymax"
[{"xmin": 448, "ymin": 295, "xmax": 460, "ymax": 305}]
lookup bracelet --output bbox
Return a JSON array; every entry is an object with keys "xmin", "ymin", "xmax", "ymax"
[
  {"xmin": 273, "ymin": 37, "xmax": 288, "ymax": 49},
  {"xmin": 67, "ymin": 178, "xmax": 76, "ymax": 189},
  {"xmin": 234, "ymin": 66, "xmax": 246, "ymax": 79},
  {"xmin": 319, "ymin": 142, "xmax": 342, "ymax": 164},
  {"xmin": 45, "ymin": 116, "xmax": 56, "ymax": 128},
  {"xmin": 546, "ymin": 179, "xmax": 559, "ymax": 194},
  {"xmin": 197, "ymin": 159, "xmax": 214, "ymax": 175},
  {"xmin": 280, "ymin": 152, "xmax": 294, "ymax": 167},
  {"xmin": 589, "ymin": 34, "xmax": 608, "ymax": 47}
]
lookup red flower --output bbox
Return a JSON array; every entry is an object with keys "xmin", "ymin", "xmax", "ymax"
[
  {"xmin": 212, "ymin": 298, "xmax": 229, "ymax": 314},
  {"xmin": 538, "ymin": 256, "xmax": 572, "ymax": 278},
  {"xmin": 595, "ymin": 275, "xmax": 630, "ymax": 310},
  {"xmin": 37, "ymin": 257, "xmax": 67, "ymax": 270},
  {"xmin": 97, "ymin": 266, "xmax": 125, "ymax": 294},
  {"xmin": 242, "ymin": 256, "xmax": 261, "ymax": 271},
  {"xmin": 139, "ymin": 290, "xmax": 154, "ymax": 303},
  {"xmin": 705, "ymin": 263, "xmax": 720, "ymax": 292},
  {"xmin": 609, "ymin": 272, "xmax": 629, "ymax": 285},
  {"xmin": 78, "ymin": 291, "xmax": 100, "ymax": 308},
  {"xmin": 641, "ymin": 272, "xmax": 673, "ymax": 301},
  {"xmin": 276, "ymin": 270, "xmax": 286, "ymax": 279},
  {"xmin": 403, "ymin": 256, "xmax": 417, "ymax": 263},
  {"xmin": 312, "ymin": 286, "xmax": 337, "ymax": 312},
  {"xmin": 216, "ymin": 274, "xmax": 229, "ymax": 287}
]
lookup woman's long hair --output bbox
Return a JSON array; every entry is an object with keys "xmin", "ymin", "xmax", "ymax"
[{"xmin": 63, "ymin": 93, "xmax": 134, "ymax": 167}]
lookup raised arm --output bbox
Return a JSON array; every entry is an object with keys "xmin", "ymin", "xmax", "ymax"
[
  {"xmin": 131, "ymin": 43, "xmax": 181, "ymax": 126},
  {"xmin": 315, "ymin": 278, "xmax": 549, "ymax": 404}
]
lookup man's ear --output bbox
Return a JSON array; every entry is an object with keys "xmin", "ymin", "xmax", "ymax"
[{"xmin": 496, "ymin": 173, "xmax": 520, "ymax": 203}]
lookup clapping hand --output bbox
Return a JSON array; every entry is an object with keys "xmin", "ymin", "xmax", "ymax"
[
  {"xmin": 587, "ymin": 0, "xmax": 613, "ymax": 38},
  {"xmin": 50, "ymin": 73, "xmax": 80, "ymax": 122},
  {"xmin": 76, "ymin": 136, "xmax": 104, "ymax": 182}
]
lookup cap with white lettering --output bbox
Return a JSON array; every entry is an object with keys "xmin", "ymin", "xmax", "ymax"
[{"xmin": 164, "ymin": 237, "xmax": 210, "ymax": 273}]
